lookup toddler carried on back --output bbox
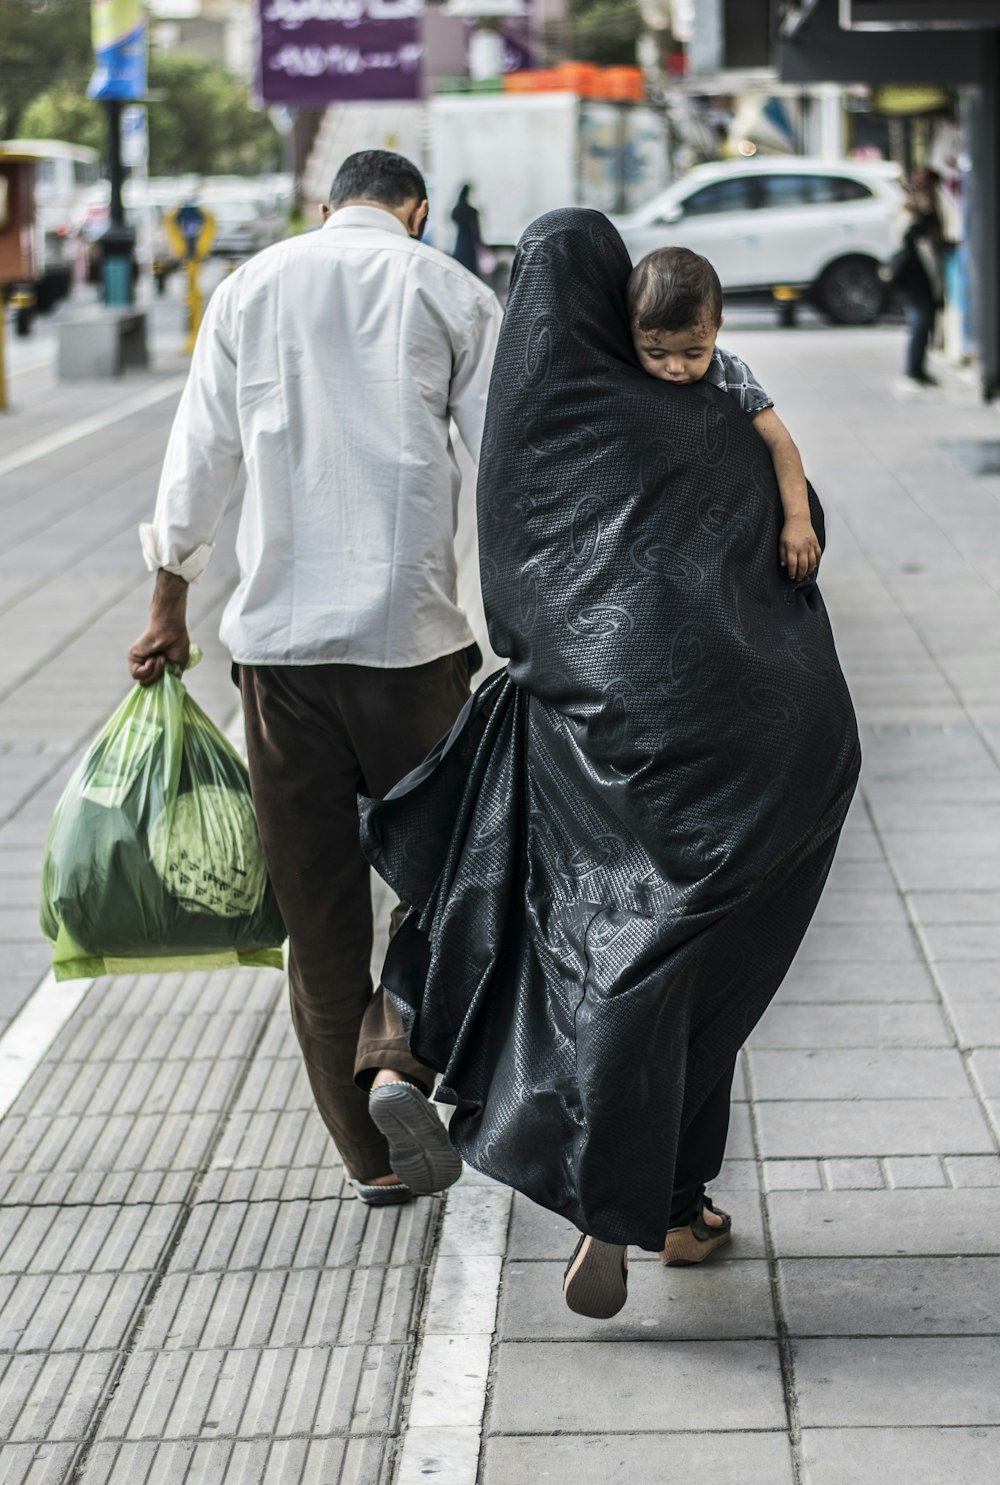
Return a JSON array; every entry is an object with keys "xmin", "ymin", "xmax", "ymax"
[{"xmin": 628, "ymin": 246, "xmax": 821, "ymax": 582}]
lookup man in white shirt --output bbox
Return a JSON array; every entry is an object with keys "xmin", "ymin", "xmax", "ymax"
[{"xmin": 128, "ymin": 150, "xmax": 502, "ymax": 1205}]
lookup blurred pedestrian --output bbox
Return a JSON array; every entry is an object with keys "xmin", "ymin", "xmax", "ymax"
[
  {"xmin": 128, "ymin": 150, "xmax": 502, "ymax": 1208},
  {"xmin": 451, "ymin": 182, "xmax": 483, "ymax": 277},
  {"xmin": 890, "ymin": 167, "xmax": 949, "ymax": 389}
]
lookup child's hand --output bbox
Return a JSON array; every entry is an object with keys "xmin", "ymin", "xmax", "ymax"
[{"xmin": 779, "ymin": 517, "xmax": 822, "ymax": 581}]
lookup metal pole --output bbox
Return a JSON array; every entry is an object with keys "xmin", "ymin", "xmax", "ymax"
[
  {"xmin": 108, "ymin": 99, "xmax": 125, "ymax": 229},
  {"xmin": 100, "ymin": 97, "xmax": 136, "ymax": 307}
]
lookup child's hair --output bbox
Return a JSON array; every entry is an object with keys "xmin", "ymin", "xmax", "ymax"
[{"xmin": 627, "ymin": 247, "xmax": 724, "ymax": 333}]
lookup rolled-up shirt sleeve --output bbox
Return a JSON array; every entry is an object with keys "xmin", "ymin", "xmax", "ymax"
[
  {"xmin": 139, "ymin": 284, "xmax": 243, "ymax": 581},
  {"xmin": 448, "ymin": 293, "xmax": 503, "ymax": 463}
]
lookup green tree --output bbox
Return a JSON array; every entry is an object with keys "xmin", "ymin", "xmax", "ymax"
[
  {"xmin": 0, "ymin": 0, "xmax": 93, "ymax": 137},
  {"xmin": 568, "ymin": 0, "xmax": 643, "ymax": 65},
  {"xmin": 19, "ymin": 82, "xmax": 104, "ymax": 153},
  {"xmin": 18, "ymin": 52, "xmax": 281, "ymax": 176}
]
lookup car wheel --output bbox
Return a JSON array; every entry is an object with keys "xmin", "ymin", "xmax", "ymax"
[{"xmin": 816, "ymin": 256, "xmax": 885, "ymax": 325}]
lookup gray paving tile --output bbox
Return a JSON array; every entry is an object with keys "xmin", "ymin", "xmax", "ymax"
[
  {"xmin": 824, "ymin": 861, "xmax": 895, "ymax": 894},
  {"xmin": 45, "ymin": 1011, "xmax": 269, "ymax": 1067},
  {"xmin": 195, "ymin": 1164, "xmax": 348, "ymax": 1206},
  {"xmin": 779, "ymin": 1256, "xmax": 1000, "ymax": 1336},
  {"xmin": 0, "ymin": 1205, "xmax": 181, "ymax": 1276},
  {"xmin": 498, "ymin": 1258, "xmax": 775, "ymax": 1341},
  {"xmin": 911, "ymin": 892, "xmax": 1000, "ymax": 924},
  {"xmin": 948, "ymin": 999, "xmax": 1000, "ymax": 1047},
  {"xmin": 923, "ymin": 925, "xmax": 1000, "ymax": 962},
  {"xmin": 934, "ymin": 962, "xmax": 1000, "ymax": 1001},
  {"xmin": 137, "ymin": 1265, "xmax": 418, "ymax": 1350},
  {"xmin": 488, "ymin": 1340, "xmax": 787, "ymax": 1433},
  {"xmin": 170, "ymin": 1198, "xmax": 432, "ymax": 1274},
  {"xmin": 79, "ymin": 1440, "xmax": 264, "ymax": 1485},
  {"xmin": 482, "ymin": 1433, "xmax": 796, "ymax": 1485},
  {"xmin": 0, "ymin": 1350, "xmax": 117, "ymax": 1442},
  {"xmin": 505, "ymin": 1190, "xmax": 768, "ymax": 1261},
  {"xmin": 96, "ymin": 1343, "xmax": 406, "ymax": 1441},
  {"xmin": 971, "ymin": 1051, "xmax": 1000, "ymax": 1096},
  {"xmin": 748, "ymin": 1048, "xmax": 970, "ymax": 1101},
  {"xmin": 776, "ymin": 961, "xmax": 937, "ymax": 1003},
  {"xmin": 751, "ymin": 1002, "xmax": 952, "ymax": 1049},
  {"xmin": 764, "ymin": 1160, "xmax": 823, "ymax": 1191},
  {"xmin": 792, "ymin": 1337, "xmax": 1000, "ymax": 1425},
  {"xmin": 882, "ymin": 834, "xmax": 1000, "ymax": 892},
  {"xmin": 795, "ymin": 924, "xmax": 918, "ymax": 963},
  {"xmin": 821, "ymin": 1159, "xmax": 885, "ymax": 1190},
  {"xmin": 232, "ymin": 1056, "xmax": 313, "ymax": 1116},
  {"xmin": 757, "ymin": 1098, "xmax": 992, "ymax": 1158},
  {"xmin": 715, "ymin": 1158, "xmax": 760, "ymax": 1191},
  {"xmin": 946, "ymin": 1155, "xmax": 1000, "ymax": 1187},
  {"xmin": 0, "ymin": 1270, "xmax": 148, "ymax": 1353},
  {"xmin": 0, "ymin": 1444, "xmax": 77, "ymax": 1484},
  {"xmin": 0, "ymin": 1168, "xmax": 197, "ymax": 1209},
  {"xmin": 15, "ymin": 1057, "xmax": 247, "ymax": 1120},
  {"xmin": 767, "ymin": 1189, "xmax": 1000, "ymax": 1257},
  {"xmin": 885, "ymin": 1156, "xmax": 948, "ymax": 1188},
  {"xmin": 812, "ymin": 892, "xmax": 908, "ymax": 925},
  {"xmin": 800, "ymin": 1427, "xmax": 1000, "ymax": 1485},
  {"xmin": 0, "ymin": 1112, "xmax": 220, "ymax": 1177},
  {"xmin": 210, "ymin": 1109, "xmax": 340, "ymax": 1173}
]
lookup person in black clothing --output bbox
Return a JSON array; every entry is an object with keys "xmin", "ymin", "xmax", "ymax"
[
  {"xmin": 451, "ymin": 183, "xmax": 483, "ymax": 277},
  {"xmin": 892, "ymin": 168, "xmax": 949, "ymax": 389}
]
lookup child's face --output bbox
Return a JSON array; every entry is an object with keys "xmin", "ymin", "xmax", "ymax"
[{"xmin": 632, "ymin": 312, "xmax": 722, "ymax": 385}]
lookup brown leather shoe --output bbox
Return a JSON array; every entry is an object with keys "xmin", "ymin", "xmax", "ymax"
[{"xmin": 660, "ymin": 1196, "xmax": 732, "ymax": 1267}]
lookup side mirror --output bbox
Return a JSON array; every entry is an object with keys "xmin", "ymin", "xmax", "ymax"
[{"xmin": 653, "ymin": 204, "xmax": 683, "ymax": 226}]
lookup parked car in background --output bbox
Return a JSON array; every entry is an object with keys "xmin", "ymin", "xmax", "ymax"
[
  {"xmin": 199, "ymin": 176, "xmax": 294, "ymax": 260},
  {"xmin": 611, "ymin": 156, "xmax": 905, "ymax": 324},
  {"xmin": 0, "ymin": 139, "xmax": 101, "ymax": 312}
]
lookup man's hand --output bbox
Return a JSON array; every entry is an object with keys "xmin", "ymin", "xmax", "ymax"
[
  {"xmin": 779, "ymin": 516, "xmax": 822, "ymax": 582},
  {"xmin": 127, "ymin": 571, "xmax": 190, "ymax": 686}
]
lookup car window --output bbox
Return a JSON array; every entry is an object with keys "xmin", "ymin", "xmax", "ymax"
[
  {"xmin": 680, "ymin": 178, "xmax": 758, "ymax": 216},
  {"xmin": 826, "ymin": 175, "xmax": 874, "ymax": 202},
  {"xmin": 759, "ymin": 173, "xmax": 875, "ymax": 208}
]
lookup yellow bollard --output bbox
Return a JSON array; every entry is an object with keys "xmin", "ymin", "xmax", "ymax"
[{"xmin": 183, "ymin": 258, "xmax": 203, "ymax": 355}]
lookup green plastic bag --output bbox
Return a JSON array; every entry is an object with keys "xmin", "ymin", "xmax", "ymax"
[{"xmin": 40, "ymin": 658, "xmax": 286, "ymax": 982}]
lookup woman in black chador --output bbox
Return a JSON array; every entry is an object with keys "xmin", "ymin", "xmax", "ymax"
[
  {"xmin": 361, "ymin": 209, "xmax": 860, "ymax": 1319},
  {"xmin": 451, "ymin": 182, "xmax": 483, "ymax": 277}
]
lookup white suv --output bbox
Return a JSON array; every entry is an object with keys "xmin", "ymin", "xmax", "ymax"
[{"xmin": 611, "ymin": 156, "xmax": 904, "ymax": 324}]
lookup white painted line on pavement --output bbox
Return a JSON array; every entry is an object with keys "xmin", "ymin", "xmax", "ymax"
[
  {"xmin": 397, "ymin": 1179, "xmax": 511, "ymax": 1485},
  {"xmin": 0, "ymin": 970, "xmax": 93, "ymax": 1119},
  {"xmin": 0, "ymin": 375, "xmax": 187, "ymax": 479}
]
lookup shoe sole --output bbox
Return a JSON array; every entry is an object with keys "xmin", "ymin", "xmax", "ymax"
[
  {"xmin": 350, "ymin": 1180, "xmax": 413, "ymax": 1208},
  {"xmin": 368, "ymin": 1083, "xmax": 462, "ymax": 1196},
  {"xmin": 563, "ymin": 1236, "xmax": 628, "ymax": 1319}
]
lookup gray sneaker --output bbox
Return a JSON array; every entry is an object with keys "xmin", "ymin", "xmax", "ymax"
[{"xmin": 368, "ymin": 1082, "xmax": 463, "ymax": 1196}]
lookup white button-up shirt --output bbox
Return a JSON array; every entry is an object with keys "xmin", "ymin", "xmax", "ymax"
[{"xmin": 141, "ymin": 205, "xmax": 503, "ymax": 667}]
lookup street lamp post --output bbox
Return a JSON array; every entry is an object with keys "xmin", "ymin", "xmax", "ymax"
[{"xmin": 101, "ymin": 97, "xmax": 136, "ymax": 308}]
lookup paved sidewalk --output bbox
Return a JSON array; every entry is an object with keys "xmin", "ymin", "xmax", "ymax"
[{"xmin": 1, "ymin": 324, "xmax": 999, "ymax": 1483}]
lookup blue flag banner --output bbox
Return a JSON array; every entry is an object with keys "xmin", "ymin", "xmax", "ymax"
[{"xmin": 89, "ymin": 0, "xmax": 149, "ymax": 102}]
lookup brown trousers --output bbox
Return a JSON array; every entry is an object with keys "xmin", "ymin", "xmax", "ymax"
[{"xmin": 237, "ymin": 652, "xmax": 472, "ymax": 1181}]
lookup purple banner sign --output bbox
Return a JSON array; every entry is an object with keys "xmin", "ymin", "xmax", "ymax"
[{"xmin": 258, "ymin": 0, "xmax": 425, "ymax": 105}]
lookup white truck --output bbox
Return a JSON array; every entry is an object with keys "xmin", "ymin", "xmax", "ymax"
[{"xmin": 428, "ymin": 92, "xmax": 670, "ymax": 290}]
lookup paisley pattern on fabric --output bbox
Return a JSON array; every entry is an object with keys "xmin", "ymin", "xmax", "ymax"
[{"xmin": 361, "ymin": 209, "xmax": 860, "ymax": 1251}]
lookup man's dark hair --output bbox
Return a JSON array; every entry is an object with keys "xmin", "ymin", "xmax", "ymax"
[
  {"xmin": 627, "ymin": 247, "xmax": 724, "ymax": 332},
  {"xmin": 329, "ymin": 150, "xmax": 427, "ymax": 209}
]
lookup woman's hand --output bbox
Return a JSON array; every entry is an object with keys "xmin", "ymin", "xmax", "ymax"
[{"xmin": 779, "ymin": 517, "xmax": 822, "ymax": 582}]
